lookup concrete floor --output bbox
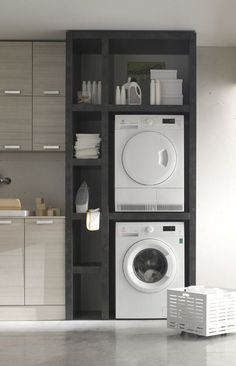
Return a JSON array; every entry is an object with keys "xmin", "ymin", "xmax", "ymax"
[{"xmin": 0, "ymin": 320, "xmax": 236, "ymax": 366}]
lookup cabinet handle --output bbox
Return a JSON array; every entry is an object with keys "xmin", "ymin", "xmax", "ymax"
[
  {"xmin": 0, "ymin": 220, "xmax": 12, "ymax": 225},
  {"xmin": 36, "ymin": 220, "xmax": 54, "ymax": 225},
  {"xmin": 43, "ymin": 90, "xmax": 60, "ymax": 95},
  {"xmin": 4, "ymin": 145, "xmax": 21, "ymax": 150},
  {"xmin": 4, "ymin": 90, "xmax": 21, "ymax": 95},
  {"xmin": 43, "ymin": 145, "xmax": 60, "ymax": 150}
]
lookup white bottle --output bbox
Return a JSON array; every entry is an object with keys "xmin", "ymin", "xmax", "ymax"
[
  {"xmin": 155, "ymin": 79, "xmax": 161, "ymax": 105},
  {"xmin": 92, "ymin": 81, "xmax": 97, "ymax": 104},
  {"xmin": 97, "ymin": 81, "xmax": 102, "ymax": 104},
  {"xmin": 128, "ymin": 79, "xmax": 142, "ymax": 105},
  {"xmin": 150, "ymin": 79, "xmax": 155, "ymax": 105},
  {"xmin": 122, "ymin": 77, "xmax": 131, "ymax": 103},
  {"xmin": 115, "ymin": 86, "xmax": 121, "ymax": 105},
  {"xmin": 87, "ymin": 81, "xmax": 92, "ymax": 103},
  {"xmin": 120, "ymin": 85, "xmax": 126, "ymax": 105},
  {"xmin": 82, "ymin": 81, "xmax": 87, "ymax": 97}
]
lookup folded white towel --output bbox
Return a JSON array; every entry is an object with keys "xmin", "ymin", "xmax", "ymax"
[
  {"xmin": 75, "ymin": 147, "xmax": 99, "ymax": 153},
  {"xmin": 76, "ymin": 134, "xmax": 100, "ymax": 139},
  {"xmin": 75, "ymin": 155, "xmax": 99, "ymax": 159},
  {"xmin": 74, "ymin": 142, "xmax": 100, "ymax": 149}
]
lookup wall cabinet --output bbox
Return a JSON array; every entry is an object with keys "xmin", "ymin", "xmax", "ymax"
[
  {"xmin": 0, "ymin": 219, "xmax": 24, "ymax": 305},
  {"xmin": 0, "ymin": 41, "xmax": 65, "ymax": 152},
  {"xmin": 0, "ymin": 97, "xmax": 32, "ymax": 151},
  {"xmin": 0, "ymin": 42, "xmax": 32, "ymax": 96},
  {"xmin": 25, "ymin": 218, "xmax": 65, "ymax": 305},
  {"xmin": 33, "ymin": 42, "xmax": 65, "ymax": 96},
  {"xmin": 33, "ymin": 97, "xmax": 65, "ymax": 151}
]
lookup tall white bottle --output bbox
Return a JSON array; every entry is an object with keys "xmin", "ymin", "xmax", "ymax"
[
  {"xmin": 155, "ymin": 79, "xmax": 161, "ymax": 105},
  {"xmin": 87, "ymin": 81, "xmax": 92, "ymax": 103},
  {"xmin": 150, "ymin": 79, "xmax": 155, "ymax": 105},
  {"xmin": 97, "ymin": 81, "xmax": 102, "ymax": 104},
  {"xmin": 115, "ymin": 86, "xmax": 121, "ymax": 105},
  {"xmin": 82, "ymin": 81, "xmax": 87, "ymax": 97},
  {"xmin": 92, "ymin": 81, "xmax": 97, "ymax": 104},
  {"xmin": 120, "ymin": 85, "xmax": 126, "ymax": 105}
]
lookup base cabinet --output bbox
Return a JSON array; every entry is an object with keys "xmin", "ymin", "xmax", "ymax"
[
  {"xmin": 0, "ymin": 219, "xmax": 24, "ymax": 305},
  {"xmin": 0, "ymin": 217, "xmax": 65, "ymax": 320},
  {"xmin": 25, "ymin": 218, "xmax": 65, "ymax": 305}
]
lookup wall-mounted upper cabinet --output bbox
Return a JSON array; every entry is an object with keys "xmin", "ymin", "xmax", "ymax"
[
  {"xmin": 33, "ymin": 97, "xmax": 65, "ymax": 151},
  {"xmin": 33, "ymin": 42, "xmax": 65, "ymax": 96},
  {"xmin": 0, "ymin": 97, "xmax": 32, "ymax": 151},
  {"xmin": 0, "ymin": 42, "xmax": 32, "ymax": 96}
]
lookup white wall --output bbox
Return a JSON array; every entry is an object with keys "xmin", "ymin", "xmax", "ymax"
[{"xmin": 197, "ymin": 47, "xmax": 236, "ymax": 288}]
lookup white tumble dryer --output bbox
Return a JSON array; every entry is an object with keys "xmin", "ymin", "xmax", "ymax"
[
  {"xmin": 116, "ymin": 222, "xmax": 185, "ymax": 319},
  {"xmin": 115, "ymin": 115, "xmax": 184, "ymax": 212}
]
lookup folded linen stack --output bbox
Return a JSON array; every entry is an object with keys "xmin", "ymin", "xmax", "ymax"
[
  {"xmin": 74, "ymin": 133, "xmax": 101, "ymax": 159},
  {"xmin": 150, "ymin": 69, "xmax": 183, "ymax": 105}
]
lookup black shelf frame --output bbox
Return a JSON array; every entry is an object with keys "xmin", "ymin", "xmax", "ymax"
[
  {"xmin": 72, "ymin": 158, "xmax": 102, "ymax": 166},
  {"xmin": 66, "ymin": 30, "xmax": 196, "ymax": 320}
]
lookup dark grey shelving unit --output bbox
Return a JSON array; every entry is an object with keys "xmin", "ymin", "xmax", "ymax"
[{"xmin": 66, "ymin": 30, "xmax": 196, "ymax": 320}]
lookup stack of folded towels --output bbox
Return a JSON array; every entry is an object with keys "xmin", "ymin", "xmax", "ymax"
[{"xmin": 74, "ymin": 133, "xmax": 101, "ymax": 159}]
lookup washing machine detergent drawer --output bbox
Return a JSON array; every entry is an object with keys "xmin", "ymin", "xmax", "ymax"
[{"xmin": 115, "ymin": 188, "xmax": 184, "ymax": 212}]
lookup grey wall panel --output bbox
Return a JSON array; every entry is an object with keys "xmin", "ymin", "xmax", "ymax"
[{"xmin": 0, "ymin": 153, "xmax": 65, "ymax": 214}]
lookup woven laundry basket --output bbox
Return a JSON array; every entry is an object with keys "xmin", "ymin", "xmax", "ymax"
[{"xmin": 167, "ymin": 287, "xmax": 236, "ymax": 336}]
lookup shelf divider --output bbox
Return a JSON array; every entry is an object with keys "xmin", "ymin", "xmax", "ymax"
[
  {"xmin": 72, "ymin": 158, "xmax": 102, "ymax": 166},
  {"xmin": 73, "ymin": 263, "xmax": 102, "ymax": 274},
  {"xmin": 109, "ymin": 212, "xmax": 191, "ymax": 221}
]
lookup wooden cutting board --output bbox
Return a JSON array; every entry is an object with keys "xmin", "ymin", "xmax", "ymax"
[{"xmin": 0, "ymin": 199, "xmax": 21, "ymax": 210}]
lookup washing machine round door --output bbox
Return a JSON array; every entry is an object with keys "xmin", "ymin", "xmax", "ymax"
[
  {"xmin": 122, "ymin": 132, "xmax": 177, "ymax": 185},
  {"xmin": 123, "ymin": 239, "xmax": 176, "ymax": 293}
]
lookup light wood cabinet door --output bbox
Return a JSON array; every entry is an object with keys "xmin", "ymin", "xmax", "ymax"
[
  {"xmin": 0, "ymin": 97, "xmax": 32, "ymax": 151},
  {"xmin": 0, "ymin": 42, "xmax": 32, "ymax": 96},
  {"xmin": 0, "ymin": 219, "xmax": 24, "ymax": 305},
  {"xmin": 33, "ymin": 42, "xmax": 65, "ymax": 96},
  {"xmin": 25, "ymin": 218, "xmax": 65, "ymax": 305},
  {"xmin": 33, "ymin": 97, "xmax": 65, "ymax": 151}
]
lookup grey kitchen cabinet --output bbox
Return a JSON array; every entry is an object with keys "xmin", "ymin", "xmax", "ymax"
[
  {"xmin": 25, "ymin": 218, "xmax": 65, "ymax": 306},
  {"xmin": 0, "ymin": 219, "xmax": 24, "ymax": 305},
  {"xmin": 0, "ymin": 97, "xmax": 32, "ymax": 151},
  {"xmin": 0, "ymin": 42, "xmax": 32, "ymax": 96},
  {"xmin": 33, "ymin": 42, "xmax": 65, "ymax": 96},
  {"xmin": 33, "ymin": 97, "xmax": 65, "ymax": 151}
]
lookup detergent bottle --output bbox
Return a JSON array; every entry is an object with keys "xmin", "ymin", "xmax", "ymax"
[{"xmin": 128, "ymin": 78, "xmax": 142, "ymax": 105}]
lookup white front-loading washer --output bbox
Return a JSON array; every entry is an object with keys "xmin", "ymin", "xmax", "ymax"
[
  {"xmin": 116, "ymin": 222, "xmax": 184, "ymax": 318},
  {"xmin": 115, "ymin": 115, "xmax": 184, "ymax": 211}
]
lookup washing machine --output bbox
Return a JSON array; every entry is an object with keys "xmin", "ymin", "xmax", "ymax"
[
  {"xmin": 116, "ymin": 222, "xmax": 184, "ymax": 318},
  {"xmin": 115, "ymin": 115, "xmax": 184, "ymax": 212}
]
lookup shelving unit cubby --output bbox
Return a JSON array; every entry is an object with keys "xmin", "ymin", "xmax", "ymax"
[{"xmin": 66, "ymin": 30, "xmax": 196, "ymax": 320}]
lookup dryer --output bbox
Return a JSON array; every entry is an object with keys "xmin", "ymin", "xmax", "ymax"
[
  {"xmin": 115, "ymin": 115, "xmax": 184, "ymax": 211},
  {"xmin": 116, "ymin": 222, "xmax": 185, "ymax": 319}
]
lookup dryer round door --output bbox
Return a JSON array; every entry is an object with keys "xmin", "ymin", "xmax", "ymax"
[
  {"xmin": 122, "ymin": 131, "xmax": 177, "ymax": 185},
  {"xmin": 123, "ymin": 239, "xmax": 177, "ymax": 293}
]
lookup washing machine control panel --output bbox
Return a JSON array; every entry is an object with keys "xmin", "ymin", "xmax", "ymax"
[{"xmin": 117, "ymin": 223, "xmax": 184, "ymax": 237}]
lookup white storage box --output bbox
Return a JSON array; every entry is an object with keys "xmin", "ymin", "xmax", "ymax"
[
  {"xmin": 150, "ymin": 69, "xmax": 177, "ymax": 80},
  {"xmin": 161, "ymin": 95, "xmax": 183, "ymax": 105},
  {"xmin": 160, "ymin": 80, "xmax": 183, "ymax": 96},
  {"xmin": 167, "ymin": 287, "xmax": 236, "ymax": 337}
]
